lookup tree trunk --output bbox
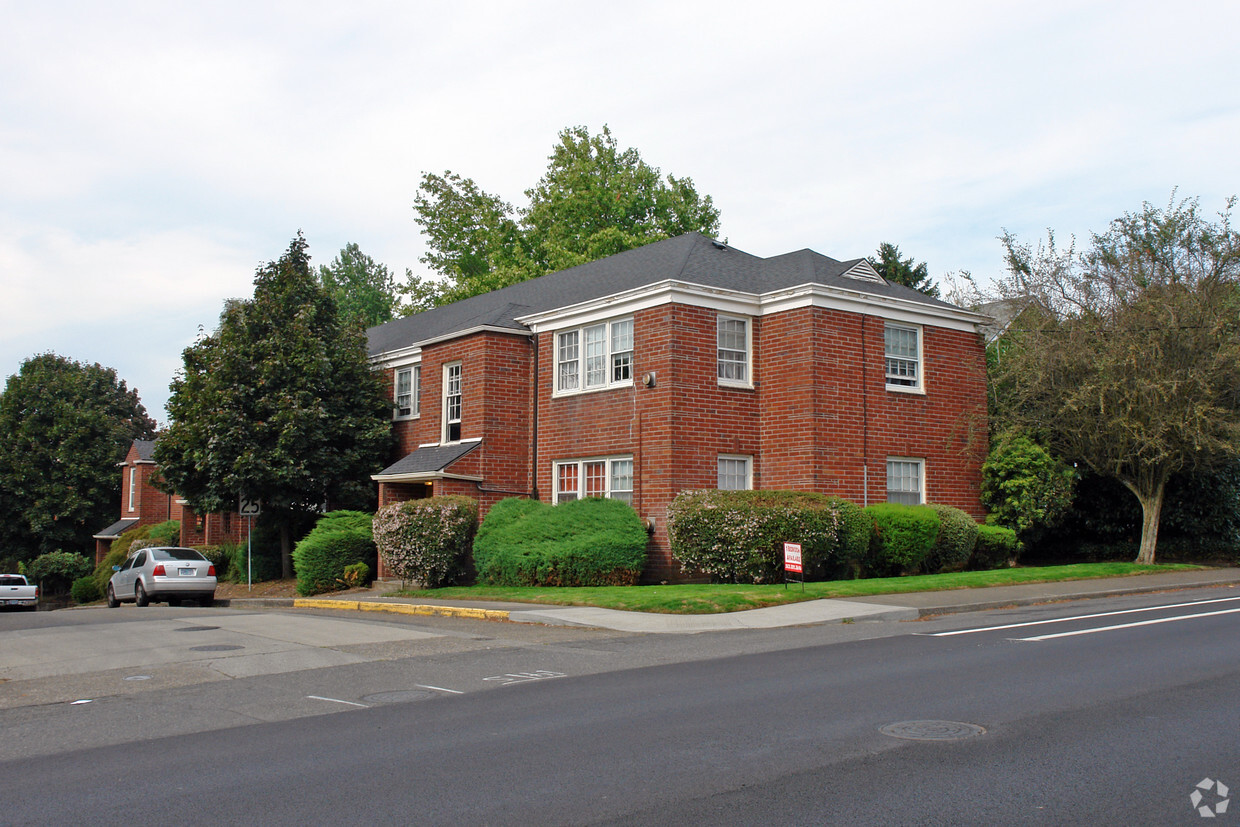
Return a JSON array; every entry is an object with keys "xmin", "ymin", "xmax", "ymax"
[
  {"xmin": 1121, "ymin": 474, "xmax": 1167, "ymax": 565},
  {"xmin": 280, "ymin": 522, "xmax": 293, "ymax": 579}
]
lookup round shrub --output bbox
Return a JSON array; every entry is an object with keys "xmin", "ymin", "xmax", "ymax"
[
  {"xmin": 982, "ymin": 431, "xmax": 1075, "ymax": 538},
  {"xmin": 474, "ymin": 497, "xmax": 647, "ymax": 587},
  {"xmin": 26, "ymin": 551, "xmax": 93, "ymax": 595},
  {"xmin": 969, "ymin": 524, "xmax": 1020, "ymax": 569},
  {"xmin": 71, "ymin": 575, "xmax": 101, "ymax": 605},
  {"xmin": 667, "ymin": 490, "xmax": 859, "ymax": 583},
  {"xmin": 864, "ymin": 503, "xmax": 939, "ymax": 576},
  {"xmin": 374, "ymin": 496, "xmax": 477, "ymax": 587},
  {"xmin": 293, "ymin": 530, "xmax": 377, "ymax": 596},
  {"xmin": 925, "ymin": 504, "xmax": 979, "ymax": 573},
  {"xmin": 342, "ymin": 561, "xmax": 371, "ymax": 588}
]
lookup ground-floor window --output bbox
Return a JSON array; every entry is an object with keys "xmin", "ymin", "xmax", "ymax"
[
  {"xmin": 554, "ymin": 457, "xmax": 634, "ymax": 504},
  {"xmin": 886, "ymin": 457, "xmax": 925, "ymax": 504},
  {"xmin": 717, "ymin": 455, "xmax": 752, "ymax": 490}
]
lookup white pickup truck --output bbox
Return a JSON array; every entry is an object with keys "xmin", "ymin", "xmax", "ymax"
[{"xmin": 0, "ymin": 574, "xmax": 39, "ymax": 611}]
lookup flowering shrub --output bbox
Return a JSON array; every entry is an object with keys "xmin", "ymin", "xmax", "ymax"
[
  {"xmin": 667, "ymin": 490, "xmax": 864, "ymax": 583},
  {"xmin": 473, "ymin": 497, "xmax": 646, "ymax": 586},
  {"xmin": 373, "ymin": 496, "xmax": 477, "ymax": 587}
]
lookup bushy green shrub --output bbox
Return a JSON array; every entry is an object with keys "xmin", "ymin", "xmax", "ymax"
[
  {"xmin": 982, "ymin": 432, "xmax": 1075, "ymax": 539},
  {"xmin": 865, "ymin": 503, "xmax": 939, "ymax": 576},
  {"xmin": 834, "ymin": 499, "xmax": 875, "ymax": 578},
  {"xmin": 374, "ymin": 496, "xmax": 478, "ymax": 587},
  {"xmin": 925, "ymin": 504, "xmax": 979, "ymax": 573},
  {"xmin": 969, "ymin": 524, "xmax": 1020, "ymax": 569},
  {"xmin": 27, "ymin": 551, "xmax": 93, "ymax": 595},
  {"xmin": 228, "ymin": 540, "xmax": 282, "ymax": 583},
  {"xmin": 474, "ymin": 497, "xmax": 647, "ymax": 586},
  {"xmin": 147, "ymin": 519, "xmax": 181, "ymax": 546},
  {"xmin": 128, "ymin": 538, "xmax": 162, "ymax": 553},
  {"xmin": 71, "ymin": 575, "xmax": 101, "ymax": 604},
  {"xmin": 667, "ymin": 490, "xmax": 861, "ymax": 583},
  {"xmin": 196, "ymin": 544, "xmax": 231, "ymax": 577},
  {"xmin": 342, "ymin": 561, "xmax": 371, "ymax": 588},
  {"xmin": 292, "ymin": 511, "xmax": 377, "ymax": 596}
]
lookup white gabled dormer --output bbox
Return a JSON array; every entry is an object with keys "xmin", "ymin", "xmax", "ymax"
[{"xmin": 841, "ymin": 260, "xmax": 885, "ymax": 283}]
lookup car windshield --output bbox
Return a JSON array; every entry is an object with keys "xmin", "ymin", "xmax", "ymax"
[
  {"xmin": 0, "ymin": 576, "xmax": 25, "ymax": 585},
  {"xmin": 151, "ymin": 548, "xmax": 207, "ymax": 562}
]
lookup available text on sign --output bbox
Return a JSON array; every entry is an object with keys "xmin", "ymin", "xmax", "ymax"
[{"xmin": 784, "ymin": 542, "xmax": 803, "ymax": 574}]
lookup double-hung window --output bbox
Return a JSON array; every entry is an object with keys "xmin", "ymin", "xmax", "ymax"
[
  {"xmin": 886, "ymin": 458, "xmax": 924, "ymax": 505},
  {"xmin": 555, "ymin": 457, "xmax": 634, "ymax": 504},
  {"xmin": 556, "ymin": 318, "xmax": 634, "ymax": 394},
  {"xmin": 717, "ymin": 315, "xmax": 750, "ymax": 385},
  {"xmin": 128, "ymin": 467, "xmax": 137, "ymax": 512},
  {"xmin": 394, "ymin": 365, "xmax": 420, "ymax": 419},
  {"xmin": 717, "ymin": 456, "xmax": 752, "ymax": 490},
  {"xmin": 885, "ymin": 323, "xmax": 922, "ymax": 390},
  {"xmin": 443, "ymin": 362, "xmax": 462, "ymax": 443}
]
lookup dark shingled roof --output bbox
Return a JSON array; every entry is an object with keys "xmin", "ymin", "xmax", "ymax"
[
  {"xmin": 367, "ymin": 232, "xmax": 961, "ymax": 357},
  {"xmin": 94, "ymin": 518, "xmax": 140, "ymax": 539},
  {"xmin": 133, "ymin": 439, "xmax": 157, "ymax": 462},
  {"xmin": 375, "ymin": 441, "xmax": 481, "ymax": 478}
]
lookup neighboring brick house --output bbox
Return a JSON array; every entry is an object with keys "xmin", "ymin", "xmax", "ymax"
[
  {"xmin": 367, "ymin": 233, "xmax": 989, "ymax": 582},
  {"xmin": 92, "ymin": 439, "xmax": 242, "ymax": 564}
]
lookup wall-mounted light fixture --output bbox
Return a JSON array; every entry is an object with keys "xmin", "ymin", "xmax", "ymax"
[{"xmin": 642, "ymin": 372, "xmax": 657, "ymax": 388}]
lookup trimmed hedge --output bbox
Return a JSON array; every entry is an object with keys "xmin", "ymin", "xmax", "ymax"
[
  {"xmin": 865, "ymin": 503, "xmax": 939, "ymax": 576},
  {"xmin": 374, "ymin": 496, "xmax": 477, "ymax": 587},
  {"xmin": 292, "ymin": 511, "xmax": 376, "ymax": 596},
  {"xmin": 926, "ymin": 504, "xmax": 980, "ymax": 574},
  {"xmin": 969, "ymin": 524, "xmax": 1020, "ymax": 569},
  {"xmin": 72, "ymin": 575, "xmax": 101, "ymax": 605},
  {"xmin": 474, "ymin": 497, "xmax": 647, "ymax": 587},
  {"xmin": 667, "ymin": 490, "xmax": 864, "ymax": 583}
]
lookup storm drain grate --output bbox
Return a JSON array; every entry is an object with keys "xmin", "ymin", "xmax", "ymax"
[
  {"xmin": 174, "ymin": 626, "xmax": 220, "ymax": 632},
  {"xmin": 189, "ymin": 644, "xmax": 244, "ymax": 652},
  {"xmin": 361, "ymin": 690, "xmax": 435, "ymax": 704},
  {"xmin": 879, "ymin": 721, "xmax": 986, "ymax": 741}
]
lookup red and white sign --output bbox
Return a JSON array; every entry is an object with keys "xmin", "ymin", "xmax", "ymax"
[{"xmin": 783, "ymin": 542, "xmax": 803, "ymax": 574}]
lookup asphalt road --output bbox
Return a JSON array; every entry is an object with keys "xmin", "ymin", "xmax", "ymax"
[{"xmin": 3, "ymin": 593, "xmax": 1238, "ymax": 824}]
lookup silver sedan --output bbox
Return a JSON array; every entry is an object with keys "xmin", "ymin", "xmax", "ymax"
[{"xmin": 107, "ymin": 547, "xmax": 217, "ymax": 608}]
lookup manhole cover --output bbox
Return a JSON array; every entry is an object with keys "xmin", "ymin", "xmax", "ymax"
[
  {"xmin": 189, "ymin": 644, "xmax": 244, "ymax": 652},
  {"xmin": 175, "ymin": 626, "xmax": 220, "ymax": 632},
  {"xmin": 361, "ymin": 690, "xmax": 435, "ymax": 704},
  {"xmin": 879, "ymin": 721, "xmax": 986, "ymax": 741}
]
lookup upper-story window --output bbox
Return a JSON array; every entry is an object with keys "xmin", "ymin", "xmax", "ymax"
[
  {"xmin": 717, "ymin": 315, "xmax": 751, "ymax": 386},
  {"xmin": 443, "ymin": 362, "xmax": 462, "ymax": 443},
  {"xmin": 885, "ymin": 323, "xmax": 922, "ymax": 391},
  {"xmin": 394, "ymin": 365, "xmax": 420, "ymax": 419},
  {"xmin": 128, "ymin": 467, "xmax": 137, "ymax": 512},
  {"xmin": 555, "ymin": 317, "xmax": 634, "ymax": 394}
]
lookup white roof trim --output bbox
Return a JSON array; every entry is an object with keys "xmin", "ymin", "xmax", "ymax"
[
  {"xmin": 370, "ymin": 325, "xmax": 529, "ymax": 367},
  {"xmin": 371, "ymin": 471, "xmax": 485, "ymax": 483}
]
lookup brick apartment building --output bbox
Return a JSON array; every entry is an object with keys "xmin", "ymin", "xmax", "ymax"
[
  {"xmin": 93, "ymin": 439, "xmax": 242, "ymax": 564},
  {"xmin": 367, "ymin": 233, "xmax": 989, "ymax": 582}
]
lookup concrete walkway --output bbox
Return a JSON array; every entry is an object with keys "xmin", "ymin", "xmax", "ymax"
[{"xmin": 222, "ymin": 568, "xmax": 1240, "ymax": 634}]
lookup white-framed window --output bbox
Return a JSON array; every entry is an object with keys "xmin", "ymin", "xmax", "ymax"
[
  {"xmin": 886, "ymin": 457, "xmax": 925, "ymax": 505},
  {"xmin": 555, "ymin": 317, "xmax": 634, "ymax": 394},
  {"xmin": 717, "ymin": 315, "xmax": 751, "ymax": 386},
  {"xmin": 554, "ymin": 457, "xmax": 634, "ymax": 505},
  {"xmin": 443, "ymin": 362, "xmax": 462, "ymax": 443},
  {"xmin": 128, "ymin": 467, "xmax": 137, "ymax": 512},
  {"xmin": 717, "ymin": 455, "xmax": 752, "ymax": 490},
  {"xmin": 885, "ymin": 323, "xmax": 922, "ymax": 391},
  {"xmin": 394, "ymin": 365, "xmax": 420, "ymax": 419}
]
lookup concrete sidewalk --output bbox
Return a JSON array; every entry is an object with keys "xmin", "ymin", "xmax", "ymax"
[{"xmin": 221, "ymin": 568, "xmax": 1240, "ymax": 634}]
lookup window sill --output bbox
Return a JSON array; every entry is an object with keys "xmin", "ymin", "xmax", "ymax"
[
  {"xmin": 885, "ymin": 384, "xmax": 926, "ymax": 396},
  {"xmin": 552, "ymin": 381, "xmax": 635, "ymax": 399}
]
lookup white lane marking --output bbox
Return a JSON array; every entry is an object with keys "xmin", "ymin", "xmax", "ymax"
[
  {"xmin": 923, "ymin": 596, "xmax": 1240, "ymax": 637},
  {"xmin": 1017, "ymin": 606, "xmax": 1240, "ymax": 641},
  {"xmin": 416, "ymin": 684, "xmax": 464, "ymax": 695},
  {"xmin": 306, "ymin": 695, "xmax": 369, "ymax": 707}
]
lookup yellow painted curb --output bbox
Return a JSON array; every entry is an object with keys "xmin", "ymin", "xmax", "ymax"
[{"xmin": 293, "ymin": 598, "xmax": 509, "ymax": 622}]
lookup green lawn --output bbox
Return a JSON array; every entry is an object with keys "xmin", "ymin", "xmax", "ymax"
[{"xmin": 399, "ymin": 562, "xmax": 1202, "ymax": 614}]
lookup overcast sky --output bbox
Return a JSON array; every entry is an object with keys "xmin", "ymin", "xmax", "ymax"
[{"xmin": 3, "ymin": 0, "xmax": 1236, "ymax": 423}]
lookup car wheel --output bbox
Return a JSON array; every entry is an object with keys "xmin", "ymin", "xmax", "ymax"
[
  {"xmin": 107, "ymin": 584, "xmax": 119, "ymax": 608},
  {"xmin": 135, "ymin": 581, "xmax": 149, "ymax": 607},
  {"xmin": 200, "ymin": 594, "xmax": 214, "ymax": 608}
]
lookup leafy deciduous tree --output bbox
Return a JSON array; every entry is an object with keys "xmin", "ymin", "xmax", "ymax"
[
  {"xmin": 156, "ymin": 234, "xmax": 394, "ymax": 577},
  {"xmin": 0, "ymin": 353, "xmax": 156, "ymax": 562},
  {"xmin": 985, "ymin": 195, "xmax": 1240, "ymax": 564},
  {"xmin": 317, "ymin": 242, "xmax": 400, "ymax": 329}
]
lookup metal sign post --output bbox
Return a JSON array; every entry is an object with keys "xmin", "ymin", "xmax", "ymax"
[
  {"xmin": 783, "ymin": 542, "xmax": 804, "ymax": 592},
  {"xmin": 238, "ymin": 496, "xmax": 262, "ymax": 592}
]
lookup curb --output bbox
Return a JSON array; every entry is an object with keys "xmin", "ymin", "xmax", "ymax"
[{"xmin": 294, "ymin": 598, "xmax": 511, "ymax": 622}]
